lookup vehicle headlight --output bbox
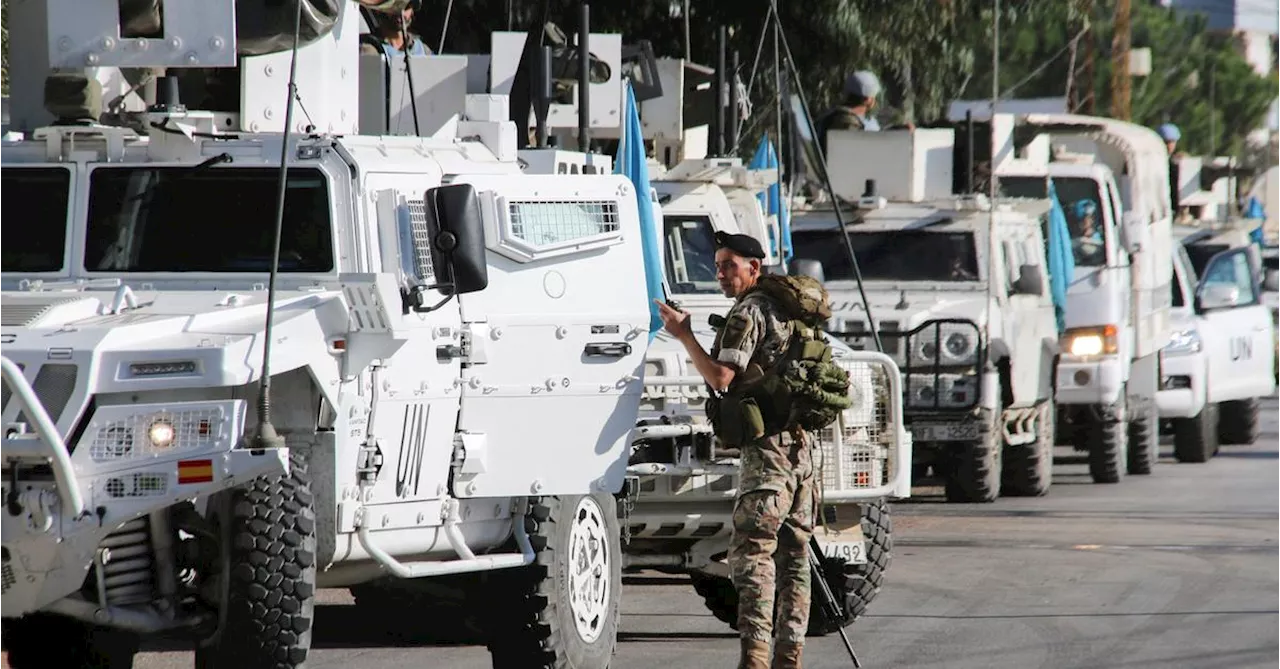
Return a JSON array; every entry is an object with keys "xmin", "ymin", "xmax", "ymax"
[
  {"xmin": 1061, "ymin": 325, "xmax": 1118, "ymax": 357},
  {"xmin": 1163, "ymin": 328, "xmax": 1202, "ymax": 356},
  {"xmin": 148, "ymin": 419, "xmax": 176, "ymax": 449},
  {"xmin": 943, "ymin": 332, "xmax": 972, "ymax": 360}
]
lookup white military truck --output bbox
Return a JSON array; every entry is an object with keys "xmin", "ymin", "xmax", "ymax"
[
  {"xmin": 991, "ymin": 114, "xmax": 1174, "ymax": 485},
  {"xmin": 1, "ymin": 2, "xmax": 660, "ymax": 667},
  {"xmin": 789, "ymin": 125, "xmax": 1059, "ymax": 504},
  {"xmin": 545, "ymin": 52, "xmax": 915, "ymax": 634},
  {"xmin": 1160, "ymin": 223, "xmax": 1278, "ymax": 456}
]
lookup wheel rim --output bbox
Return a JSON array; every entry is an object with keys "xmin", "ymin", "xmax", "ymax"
[{"xmin": 567, "ymin": 496, "xmax": 611, "ymax": 644}]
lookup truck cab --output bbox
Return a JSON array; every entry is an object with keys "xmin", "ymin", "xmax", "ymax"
[{"xmin": 985, "ymin": 113, "xmax": 1174, "ymax": 485}]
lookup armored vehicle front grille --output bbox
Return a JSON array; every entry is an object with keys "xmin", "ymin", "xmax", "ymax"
[
  {"xmin": 15, "ymin": 364, "xmax": 78, "ymax": 428},
  {"xmin": 0, "ymin": 362, "xmax": 20, "ymax": 414},
  {"xmin": 831, "ymin": 320, "xmax": 901, "ymax": 355},
  {"xmin": 2, "ymin": 546, "xmax": 14, "ymax": 594}
]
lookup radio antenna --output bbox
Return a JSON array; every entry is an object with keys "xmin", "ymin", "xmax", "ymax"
[{"xmin": 252, "ymin": 0, "xmax": 305, "ymax": 450}]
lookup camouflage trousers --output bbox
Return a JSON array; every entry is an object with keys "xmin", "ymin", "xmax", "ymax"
[{"xmin": 728, "ymin": 431, "xmax": 816, "ymax": 645}]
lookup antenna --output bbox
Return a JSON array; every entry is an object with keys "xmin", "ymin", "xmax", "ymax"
[
  {"xmin": 399, "ymin": 12, "xmax": 421, "ymax": 136},
  {"xmin": 252, "ymin": 0, "xmax": 306, "ymax": 451},
  {"xmin": 577, "ymin": 2, "xmax": 591, "ymax": 153},
  {"xmin": 767, "ymin": 0, "xmax": 882, "ymax": 352},
  {"xmin": 988, "ymin": 0, "xmax": 1000, "ymax": 312}
]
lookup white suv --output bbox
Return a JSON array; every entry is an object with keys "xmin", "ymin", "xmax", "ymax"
[{"xmin": 1160, "ymin": 242, "xmax": 1277, "ymax": 460}]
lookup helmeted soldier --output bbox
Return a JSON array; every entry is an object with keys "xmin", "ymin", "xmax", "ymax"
[
  {"xmin": 655, "ymin": 232, "xmax": 817, "ymax": 669},
  {"xmin": 816, "ymin": 70, "xmax": 882, "ymax": 156}
]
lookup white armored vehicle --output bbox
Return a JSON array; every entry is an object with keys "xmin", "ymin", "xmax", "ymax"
[
  {"xmin": 564, "ymin": 54, "xmax": 914, "ymax": 634},
  {"xmin": 791, "ymin": 125, "xmax": 1059, "ymax": 503},
  {"xmin": 2, "ymin": 2, "xmax": 660, "ymax": 667},
  {"xmin": 990, "ymin": 114, "xmax": 1175, "ymax": 484}
]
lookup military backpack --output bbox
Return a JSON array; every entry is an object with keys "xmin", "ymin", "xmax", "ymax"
[{"xmin": 708, "ymin": 274, "xmax": 852, "ymax": 443}]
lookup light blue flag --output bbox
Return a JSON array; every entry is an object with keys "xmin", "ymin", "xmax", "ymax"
[
  {"xmin": 1046, "ymin": 178, "xmax": 1077, "ymax": 334},
  {"xmin": 1245, "ymin": 196, "xmax": 1266, "ymax": 246},
  {"xmin": 614, "ymin": 81, "xmax": 665, "ymax": 342},
  {"xmin": 750, "ymin": 134, "xmax": 793, "ymax": 261}
]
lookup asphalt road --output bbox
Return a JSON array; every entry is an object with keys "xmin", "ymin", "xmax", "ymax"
[{"xmin": 14, "ymin": 400, "xmax": 1279, "ymax": 669}]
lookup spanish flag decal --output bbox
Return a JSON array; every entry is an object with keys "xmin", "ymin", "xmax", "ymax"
[{"xmin": 178, "ymin": 459, "xmax": 215, "ymax": 485}]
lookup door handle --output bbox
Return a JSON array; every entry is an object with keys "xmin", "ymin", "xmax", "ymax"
[{"xmin": 584, "ymin": 342, "xmax": 632, "ymax": 358}]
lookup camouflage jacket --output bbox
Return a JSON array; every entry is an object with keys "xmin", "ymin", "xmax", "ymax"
[{"xmin": 711, "ymin": 292, "xmax": 808, "ymax": 494}]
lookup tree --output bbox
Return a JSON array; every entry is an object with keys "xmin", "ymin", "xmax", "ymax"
[
  {"xmin": 959, "ymin": 0, "xmax": 1275, "ymax": 158},
  {"xmin": 2, "ymin": 0, "xmax": 9, "ymax": 96}
]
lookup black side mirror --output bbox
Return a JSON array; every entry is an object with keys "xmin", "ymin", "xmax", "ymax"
[
  {"xmin": 789, "ymin": 259, "xmax": 826, "ymax": 283},
  {"xmin": 1013, "ymin": 264, "xmax": 1044, "ymax": 296},
  {"xmin": 425, "ymin": 183, "xmax": 489, "ymax": 296}
]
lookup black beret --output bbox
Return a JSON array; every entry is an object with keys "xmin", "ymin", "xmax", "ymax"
[{"xmin": 714, "ymin": 231, "xmax": 766, "ymax": 260}]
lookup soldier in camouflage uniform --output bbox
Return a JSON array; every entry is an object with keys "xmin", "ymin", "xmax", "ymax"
[
  {"xmin": 817, "ymin": 70, "xmax": 883, "ymax": 157},
  {"xmin": 655, "ymin": 232, "xmax": 816, "ymax": 669}
]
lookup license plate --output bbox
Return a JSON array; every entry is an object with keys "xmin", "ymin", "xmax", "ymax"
[
  {"xmin": 817, "ymin": 539, "xmax": 867, "ymax": 565},
  {"xmin": 910, "ymin": 422, "xmax": 980, "ymax": 442}
]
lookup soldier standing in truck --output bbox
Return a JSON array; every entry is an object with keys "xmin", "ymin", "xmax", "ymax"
[{"xmin": 654, "ymin": 232, "xmax": 815, "ymax": 669}]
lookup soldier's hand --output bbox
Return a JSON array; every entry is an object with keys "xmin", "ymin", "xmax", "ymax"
[{"xmin": 654, "ymin": 299, "xmax": 693, "ymax": 340}]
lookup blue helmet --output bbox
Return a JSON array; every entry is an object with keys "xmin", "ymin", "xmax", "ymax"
[
  {"xmin": 1073, "ymin": 199, "xmax": 1098, "ymax": 220},
  {"xmin": 1157, "ymin": 123, "xmax": 1181, "ymax": 142}
]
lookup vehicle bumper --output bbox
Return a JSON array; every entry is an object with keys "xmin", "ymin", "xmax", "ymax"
[
  {"xmin": 1, "ymin": 398, "xmax": 287, "ymax": 618},
  {"xmin": 1156, "ymin": 351, "xmax": 1206, "ymax": 419},
  {"xmin": 1055, "ymin": 355, "xmax": 1124, "ymax": 405}
]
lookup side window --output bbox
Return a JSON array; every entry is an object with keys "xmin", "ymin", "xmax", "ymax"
[
  {"xmin": 508, "ymin": 200, "xmax": 619, "ymax": 246},
  {"xmin": 1200, "ymin": 250, "xmax": 1259, "ymax": 307}
]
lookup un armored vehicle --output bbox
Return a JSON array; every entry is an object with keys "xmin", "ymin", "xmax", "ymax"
[
  {"xmin": 1, "ymin": 2, "xmax": 661, "ymax": 667},
  {"xmin": 789, "ymin": 125, "xmax": 1059, "ymax": 504},
  {"xmin": 546, "ymin": 52, "xmax": 915, "ymax": 634}
]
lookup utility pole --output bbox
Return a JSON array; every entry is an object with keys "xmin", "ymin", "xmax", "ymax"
[
  {"xmin": 1110, "ymin": 0, "xmax": 1131, "ymax": 121},
  {"xmin": 1078, "ymin": 0, "xmax": 1096, "ymax": 114}
]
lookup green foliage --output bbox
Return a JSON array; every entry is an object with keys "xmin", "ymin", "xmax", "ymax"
[{"xmin": 960, "ymin": 0, "xmax": 1275, "ymax": 158}]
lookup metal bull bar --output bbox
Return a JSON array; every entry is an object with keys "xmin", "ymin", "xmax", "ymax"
[
  {"xmin": 0, "ymin": 356, "xmax": 87, "ymax": 517},
  {"xmin": 633, "ymin": 352, "xmax": 911, "ymax": 500}
]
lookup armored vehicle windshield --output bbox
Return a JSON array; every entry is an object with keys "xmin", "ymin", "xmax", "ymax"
[
  {"xmin": 998, "ymin": 174, "xmax": 1107, "ymax": 268},
  {"xmin": 792, "ymin": 229, "xmax": 981, "ymax": 282},
  {"xmin": 663, "ymin": 213, "xmax": 720, "ymax": 294},
  {"xmin": 2, "ymin": 167, "xmax": 72, "ymax": 272},
  {"xmin": 81, "ymin": 167, "xmax": 334, "ymax": 273}
]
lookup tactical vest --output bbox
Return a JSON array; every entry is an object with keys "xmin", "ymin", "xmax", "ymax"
[{"xmin": 707, "ymin": 275, "xmax": 853, "ymax": 445}]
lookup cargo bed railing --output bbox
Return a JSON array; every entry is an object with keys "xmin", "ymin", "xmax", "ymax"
[
  {"xmin": 1, "ymin": 356, "xmax": 87, "ymax": 517},
  {"xmin": 631, "ymin": 351, "xmax": 912, "ymax": 501}
]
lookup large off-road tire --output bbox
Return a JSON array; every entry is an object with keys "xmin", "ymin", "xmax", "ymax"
[
  {"xmin": 1087, "ymin": 393, "xmax": 1128, "ymax": 484},
  {"xmin": 1218, "ymin": 398, "xmax": 1260, "ymax": 445},
  {"xmin": 487, "ymin": 494, "xmax": 621, "ymax": 669},
  {"xmin": 688, "ymin": 501, "xmax": 893, "ymax": 636},
  {"xmin": 1001, "ymin": 402, "xmax": 1054, "ymax": 497},
  {"xmin": 944, "ymin": 409, "xmax": 1002, "ymax": 502},
  {"xmin": 3, "ymin": 613, "xmax": 139, "ymax": 668},
  {"xmin": 1173, "ymin": 402, "xmax": 1219, "ymax": 463},
  {"xmin": 196, "ymin": 449, "xmax": 318, "ymax": 669},
  {"xmin": 1126, "ymin": 400, "xmax": 1159, "ymax": 475}
]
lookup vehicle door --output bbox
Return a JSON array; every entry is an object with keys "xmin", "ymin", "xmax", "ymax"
[
  {"xmin": 447, "ymin": 173, "xmax": 651, "ymax": 498},
  {"xmin": 359, "ymin": 172, "xmax": 464, "ymax": 505},
  {"xmin": 1195, "ymin": 247, "xmax": 1278, "ymax": 402}
]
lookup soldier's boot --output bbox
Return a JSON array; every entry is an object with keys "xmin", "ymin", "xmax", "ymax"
[
  {"xmin": 771, "ymin": 641, "xmax": 803, "ymax": 669},
  {"xmin": 738, "ymin": 638, "xmax": 771, "ymax": 669}
]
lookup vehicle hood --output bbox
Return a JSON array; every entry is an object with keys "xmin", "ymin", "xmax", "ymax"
[{"xmin": 1, "ymin": 289, "xmax": 351, "ymax": 437}]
